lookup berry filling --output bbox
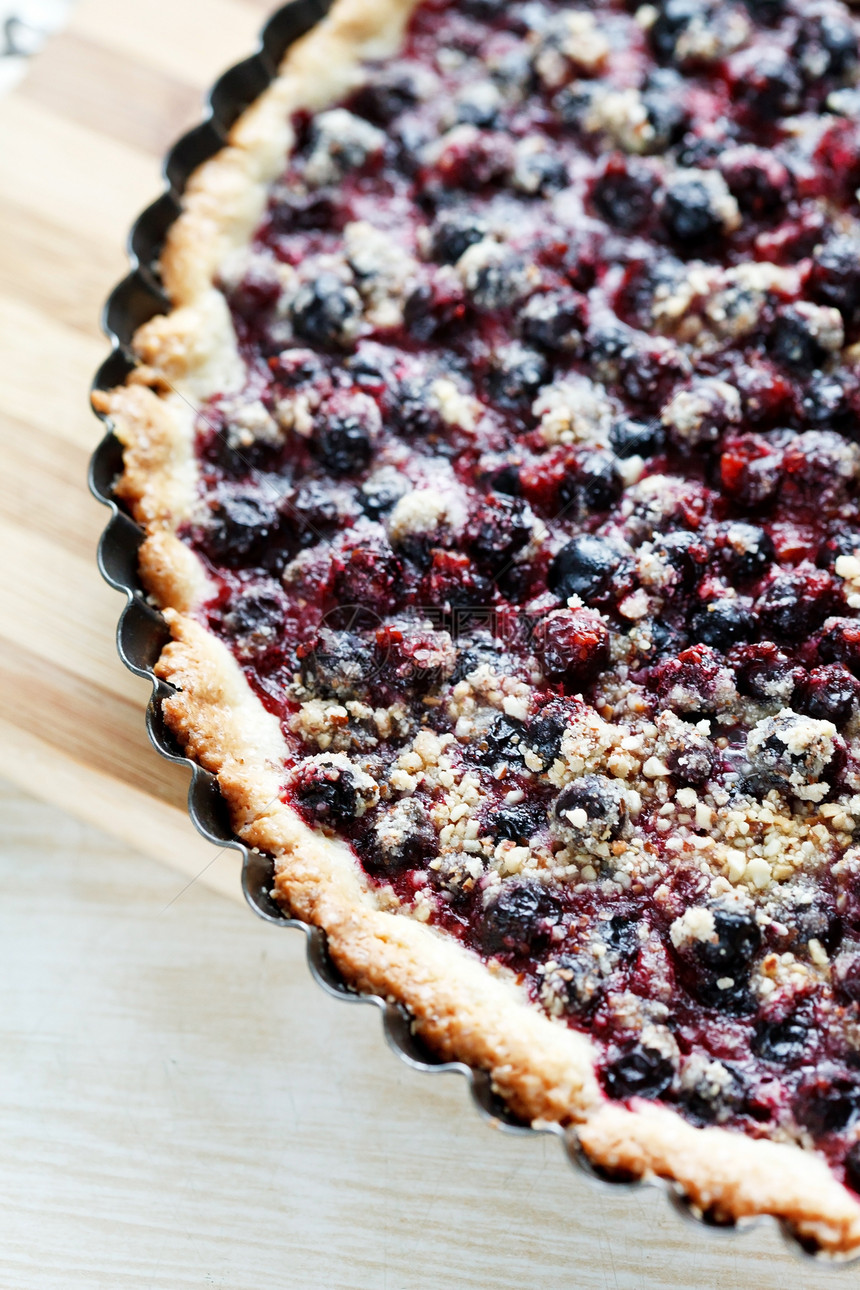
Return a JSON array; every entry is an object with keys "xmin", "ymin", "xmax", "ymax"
[{"xmin": 181, "ymin": 0, "xmax": 860, "ymax": 1186}]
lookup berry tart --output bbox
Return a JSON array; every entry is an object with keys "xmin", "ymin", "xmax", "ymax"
[{"xmin": 95, "ymin": 0, "xmax": 860, "ymax": 1254}]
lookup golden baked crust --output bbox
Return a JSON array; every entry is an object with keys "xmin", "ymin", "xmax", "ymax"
[{"xmin": 93, "ymin": 0, "xmax": 860, "ymax": 1254}]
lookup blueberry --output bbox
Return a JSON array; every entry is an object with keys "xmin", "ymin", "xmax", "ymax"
[
  {"xmin": 592, "ymin": 157, "xmax": 655, "ymax": 231},
  {"xmin": 222, "ymin": 587, "xmax": 284, "ymax": 645},
  {"xmin": 665, "ymin": 735, "xmax": 715, "ymax": 785},
  {"xmin": 203, "ymin": 492, "xmax": 278, "ymax": 564},
  {"xmin": 468, "ymin": 492, "xmax": 532, "ymax": 572},
  {"xmin": 476, "ymin": 714, "xmax": 528, "ymax": 767},
  {"xmin": 789, "ymin": 898, "xmax": 843, "ymax": 953},
  {"xmin": 846, "ymin": 1143, "xmax": 860, "ymax": 1193},
  {"xmin": 768, "ymin": 307, "xmax": 827, "ymax": 372},
  {"xmin": 537, "ymin": 609, "xmax": 611, "ymax": 688},
  {"xmin": 350, "ymin": 67, "xmax": 421, "ymax": 124},
  {"xmin": 310, "ymin": 413, "xmax": 373, "ymax": 476},
  {"xmin": 290, "ymin": 272, "xmax": 362, "ymax": 347},
  {"xmin": 661, "ymin": 179, "xmax": 723, "ymax": 245},
  {"xmin": 485, "ymin": 343, "xmax": 549, "ymax": 408},
  {"xmin": 834, "ymin": 953, "xmax": 860, "ymax": 1004},
  {"xmin": 368, "ymin": 798, "xmax": 439, "ymax": 870},
  {"xmin": 694, "ymin": 908, "xmax": 761, "ymax": 974},
  {"xmin": 795, "ymin": 1075, "xmax": 860, "ymax": 1136},
  {"xmin": 428, "ymin": 210, "xmax": 488, "ymax": 263},
  {"xmin": 519, "ymin": 290, "xmax": 586, "ymax": 352},
  {"xmin": 796, "ymin": 12, "xmax": 859, "ymax": 80},
  {"xmin": 288, "ymin": 481, "xmax": 341, "ymax": 546},
  {"xmin": 689, "ymin": 600, "xmax": 754, "ymax": 651},
  {"xmin": 486, "ymin": 462, "xmax": 522, "ymax": 496},
  {"xmin": 720, "ymin": 523, "xmax": 775, "ymax": 582},
  {"xmin": 757, "ymin": 571, "xmax": 838, "ymax": 642},
  {"xmin": 491, "ymin": 801, "xmax": 546, "ymax": 843},
  {"xmin": 548, "ymin": 534, "xmax": 623, "ymax": 603},
  {"xmin": 554, "ymin": 774, "xmax": 628, "ymax": 842},
  {"xmin": 292, "ymin": 761, "xmax": 360, "ymax": 824},
  {"xmin": 802, "ymin": 373, "xmax": 853, "ymax": 432},
  {"xmin": 559, "ymin": 452, "xmax": 623, "ymax": 516},
  {"xmin": 680, "ymin": 1062, "xmax": 746, "ymax": 1125},
  {"xmin": 513, "ymin": 147, "xmax": 568, "ymax": 195},
  {"xmin": 601, "ymin": 914, "xmax": 639, "ymax": 959},
  {"xmin": 731, "ymin": 642, "xmax": 797, "ymax": 701},
  {"xmin": 653, "ymin": 531, "xmax": 706, "ymax": 592},
  {"xmin": 361, "ymin": 469, "xmax": 408, "ymax": 519},
  {"xmin": 642, "ymin": 86, "xmax": 689, "ymax": 153},
  {"xmin": 610, "ymin": 417, "xmax": 665, "ymax": 459},
  {"xmin": 736, "ymin": 47, "xmax": 802, "ymax": 119},
  {"xmin": 810, "ymin": 236, "xmax": 860, "ymax": 323},
  {"xmin": 753, "ymin": 1014, "xmax": 809, "ymax": 1065},
  {"xmin": 649, "ymin": 0, "xmax": 700, "ymax": 59},
  {"xmin": 524, "ymin": 708, "xmax": 567, "ymax": 769},
  {"xmin": 300, "ymin": 629, "xmax": 375, "ymax": 698},
  {"xmin": 390, "ymin": 375, "xmax": 442, "ymax": 438},
  {"xmin": 481, "ymin": 880, "xmax": 560, "ymax": 956},
  {"xmin": 603, "ymin": 1045, "xmax": 674, "ymax": 1100},
  {"xmin": 794, "ymin": 664, "xmax": 860, "ymax": 728}
]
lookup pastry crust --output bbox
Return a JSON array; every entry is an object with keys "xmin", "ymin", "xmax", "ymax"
[{"xmin": 93, "ymin": 0, "xmax": 860, "ymax": 1254}]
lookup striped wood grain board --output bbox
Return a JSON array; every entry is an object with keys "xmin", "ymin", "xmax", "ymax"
[{"xmin": 0, "ymin": 0, "xmax": 282, "ymax": 899}]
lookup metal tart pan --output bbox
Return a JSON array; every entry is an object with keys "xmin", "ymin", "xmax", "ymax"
[{"xmin": 88, "ymin": 0, "xmax": 829, "ymax": 1262}]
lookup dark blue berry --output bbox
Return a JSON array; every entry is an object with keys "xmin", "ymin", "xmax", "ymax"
[
  {"xmin": 548, "ymin": 534, "xmax": 623, "ymax": 603},
  {"xmin": 753, "ymin": 1014, "xmax": 809, "ymax": 1065},
  {"xmin": 610, "ymin": 417, "xmax": 665, "ymax": 459},
  {"xmin": 694, "ymin": 908, "xmax": 761, "ymax": 974},
  {"xmin": 300, "ymin": 629, "xmax": 375, "ymax": 698},
  {"xmin": 794, "ymin": 664, "xmax": 860, "ymax": 728},
  {"xmin": 810, "ymin": 236, "xmax": 860, "ymax": 323},
  {"xmin": 524, "ymin": 708, "xmax": 567, "ymax": 769},
  {"xmin": 485, "ymin": 343, "xmax": 549, "ymax": 408},
  {"xmin": 689, "ymin": 600, "xmax": 754, "ymax": 651},
  {"xmin": 310, "ymin": 413, "xmax": 373, "ymax": 476},
  {"xmin": 292, "ymin": 762, "xmax": 360, "ymax": 824},
  {"xmin": 481, "ymin": 880, "xmax": 560, "ymax": 956},
  {"xmin": 661, "ymin": 179, "xmax": 723, "ymax": 245},
  {"xmin": 476, "ymin": 714, "xmax": 528, "ymax": 767},
  {"xmin": 519, "ymin": 290, "xmax": 586, "ymax": 352},
  {"xmin": 768, "ymin": 307, "xmax": 828, "ymax": 372},
  {"xmin": 203, "ymin": 492, "xmax": 278, "ymax": 565},
  {"xmin": 428, "ymin": 210, "xmax": 488, "ymax": 263},
  {"xmin": 592, "ymin": 157, "xmax": 655, "ymax": 231},
  {"xmin": 290, "ymin": 272, "xmax": 361, "ymax": 347},
  {"xmin": 491, "ymin": 801, "xmax": 546, "ymax": 843},
  {"xmin": 603, "ymin": 1045, "xmax": 674, "ymax": 1100}
]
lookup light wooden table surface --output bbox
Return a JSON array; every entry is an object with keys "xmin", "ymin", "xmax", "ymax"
[
  {"xmin": 2, "ymin": 777, "xmax": 853, "ymax": 1290},
  {"xmin": 0, "ymin": 3, "xmax": 855, "ymax": 1285}
]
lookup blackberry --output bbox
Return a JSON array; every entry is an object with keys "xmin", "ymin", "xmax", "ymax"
[
  {"xmin": 475, "ymin": 714, "xmax": 528, "ymax": 767},
  {"xmin": 768, "ymin": 306, "xmax": 829, "ymax": 372}
]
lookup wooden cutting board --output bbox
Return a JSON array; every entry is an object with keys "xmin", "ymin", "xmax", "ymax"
[{"xmin": 0, "ymin": 0, "xmax": 288, "ymax": 900}]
